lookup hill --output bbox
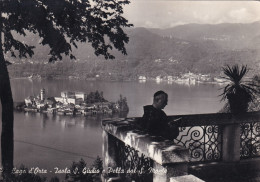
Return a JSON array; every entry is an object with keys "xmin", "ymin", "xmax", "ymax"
[{"xmin": 7, "ymin": 21, "xmax": 260, "ymax": 79}]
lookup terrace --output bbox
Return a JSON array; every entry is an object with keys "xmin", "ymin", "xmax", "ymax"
[{"xmin": 101, "ymin": 111, "xmax": 260, "ymax": 182}]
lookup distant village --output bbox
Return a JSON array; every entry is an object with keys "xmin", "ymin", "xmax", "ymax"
[
  {"xmin": 138, "ymin": 72, "xmax": 229, "ymax": 85},
  {"xmin": 26, "ymin": 72, "xmax": 229, "ymax": 85},
  {"xmin": 18, "ymin": 89, "xmax": 129, "ymax": 116}
]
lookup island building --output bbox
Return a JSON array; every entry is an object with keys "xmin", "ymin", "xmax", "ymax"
[
  {"xmin": 55, "ymin": 91, "xmax": 87, "ymax": 105},
  {"xmin": 23, "ymin": 89, "xmax": 123, "ymax": 115},
  {"xmin": 40, "ymin": 88, "xmax": 46, "ymax": 101},
  {"xmin": 138, "ymin": 76, "xmax": 147, "ymax": 80}
]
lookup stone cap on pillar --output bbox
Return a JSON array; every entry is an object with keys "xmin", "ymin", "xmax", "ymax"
[{"xmin": 102, "ymin": 118, "xmax": 189, "ymax": 165}]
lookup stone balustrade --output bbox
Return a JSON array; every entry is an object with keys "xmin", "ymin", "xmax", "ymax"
[
  {"xmin": 101, "ymin": 111, "xmax": 260, "ymax": 181},
  {"xmin": 101, "ymin": 117, "xmax": 203, "ymax": 182}
]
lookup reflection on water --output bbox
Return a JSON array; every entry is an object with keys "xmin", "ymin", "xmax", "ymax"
[
  {"xmin": 13, "ymin": 111, "xmax": 113, "ymax": 177},
  {"xmin": 7, "ymin": 78, "xmax": 225, "ymax": 177}
]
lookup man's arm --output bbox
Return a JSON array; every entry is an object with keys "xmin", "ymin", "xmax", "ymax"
[{"xmin": 161, "ymin": 117, "xmax": 181, "ymax": 140}]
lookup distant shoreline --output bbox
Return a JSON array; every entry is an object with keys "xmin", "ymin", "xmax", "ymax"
[{"xmin": 10, "ymin": 76, "xmax": 228, "ymax": 86}]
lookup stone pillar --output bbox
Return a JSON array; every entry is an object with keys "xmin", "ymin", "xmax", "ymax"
[
  {"xmin": 221, "ymin": 123, "xmax": 240, "ymax": 162},
  {"xmin": 153, "ymin": 162, "xmax": 188, "ymax": 182},
  {"xmin": 102, "ymin": 118, "xmax": 191, "ymax": 182},
  {"xmin": 102, "ymin": 130, "xmax": 119, "ymax": 174}
]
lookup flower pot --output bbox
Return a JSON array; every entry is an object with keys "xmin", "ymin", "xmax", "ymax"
[{"xmin": 227, "ymin": 93, "xmax": 250, "ymax": 114}]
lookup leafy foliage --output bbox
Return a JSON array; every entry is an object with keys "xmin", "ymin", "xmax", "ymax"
[
  {"xmin": 1, "ymin": 0, "xmax": 133, "ymax": 62},
  {"xmin": 220, "ymin": 65, "xmax": 260, "ymax": 102},
  {"xmin": 0, "ymin": 0, "xmax": 132, "ymax": 175},
  {"xmin": 86, "ymin": 91, "xmax": 107, "ymax": 104},
  {"xmin": 65, "ymin": 157, "xmax": 103, "ymax": 182},
  {"xmin": 219, "ymin": 65, "xmax": 260, "ymax": 114},
  {"xmin": 117, "ymin": 94, "xmax": 129, "ymax": 112}
]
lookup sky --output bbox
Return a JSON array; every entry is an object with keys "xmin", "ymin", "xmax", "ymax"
[{"xmin": 123, "ymin": 1, "xmax": 260, "ymax": 28}]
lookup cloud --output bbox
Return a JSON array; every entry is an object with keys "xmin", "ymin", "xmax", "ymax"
[
  {"xmin": 192, "ymin": 11, "xmax": 211, "ymax": 23},
  {"xmin": 124, "ymin": 1, "xmax": 260, "ymax": 28},
  {"xmin": 228, "ymin": 8, "xmax": 254, "ymax": 22}
]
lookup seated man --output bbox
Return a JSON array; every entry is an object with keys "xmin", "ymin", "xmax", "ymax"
[{"xmin": 139, "ymin": 90, "xmax": 179, "ymax": 140}]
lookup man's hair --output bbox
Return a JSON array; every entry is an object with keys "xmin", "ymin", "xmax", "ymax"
[{"xmin": 153, "ymin": 90, "xmax": 167, "ymax": 102}]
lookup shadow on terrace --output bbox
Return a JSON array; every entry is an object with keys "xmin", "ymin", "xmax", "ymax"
[{"xmin": 101, "ymin": 111, "xmax": 260, "ymax": 182}]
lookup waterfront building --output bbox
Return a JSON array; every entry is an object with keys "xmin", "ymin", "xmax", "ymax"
[
  {"xmin": 36, "ymin": 102, "xmax": 45, "ymax": 110},
  {"xmin": 45, "ymin": 97, "xmax": 56, "ymax": 108},
  {"xmin": 99, "ymin": 102, "xmax": 110, "ymax": 109},
  {"xmin": 67, "ymin": 98, "xmax": 76, "ymax": 105},
  {"xmin": 54, "ymin": 96, "xmax": 76, "ymax": 105},
  {"xmin": 22, "ymin": 89, "xmax": 126, "ymax": 117},
  {"xmin": 156, "ymin": 76, "xmax": 162, "ymax": 82},
  {"xmin": 214, "ymin": 77, "xmax": 229, "ymax": 84},
  {"xmin": 199, "ymin": 74, "xmax": 211, "ymax": 81},
  {"xmin": 86, "ymin": 104, "xmax": 95, "ymax": 110},
  {"xmin": 55, "ymin": 102, "xmax": 63, "ymax": 109},
  {"xmin": 138, "ymin": 76, "xmax": 147, "ymax": 80},
  {"xmin": 61, "ymin": 91, "xmax": 75, "ymax": 98},
  {"xmin": 77, "ymin": 108, "xmax": 85, "ymax": 114},
  {"xmin": 75, "ymin": 92, "xmax": 87, "ymax": 101},
  {"xmin": 40, "ymin": 88, "xmax": 46, "ymax": 101},
  {"xmin": 154, "ymin": 58, "xmax": 162, "ymax": 63},
  {"xmin": 167, "ymin": 76, "xmax": 173, "ymax": 81},
  {"xmin": 34, "ymin": 98, "xmax": 41, "ymax": 106},
  {"xmin": 25, "ymin": 96, "xmax": 34, "ymax": 106},
  {"xmin": 54, "ymin": 97, "xmax": 65, "ymax": 104},
  {"xmin": 189, "ymin": 78, "xmax": 196, "ymax": 85},
  {"xmin": 74, "ymin": 99, "xmax": 81, "ymax": 107},
  {"xmin": 47, "ymin": 108, "xmax": 56, "ymax": 113}
]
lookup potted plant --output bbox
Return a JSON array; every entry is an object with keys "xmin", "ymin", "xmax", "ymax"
[{"xmin": 220, "ymin": 65, "xmax": 259, "ymax": 114}]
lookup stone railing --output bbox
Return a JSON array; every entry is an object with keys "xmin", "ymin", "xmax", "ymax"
[
  {"xmin": 168, "ymin": 111, "xmax": 260, "ymax": 162},
  {"xmin": 101, "ymin": 111, "xmax": 260, "ymax": 181},
  {"xmin": 101, "ymin": 118, "xmax": 204, "ymax": 182}
]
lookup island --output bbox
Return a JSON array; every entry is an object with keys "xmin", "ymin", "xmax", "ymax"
[{"xmin": 15, "ymin": 89, "xmax": 129, "ymax": 116}]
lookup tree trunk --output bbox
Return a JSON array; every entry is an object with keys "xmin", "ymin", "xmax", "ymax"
[{"xmin": 0, "ymin": 10, "xmax": 14, "ymax": 177}]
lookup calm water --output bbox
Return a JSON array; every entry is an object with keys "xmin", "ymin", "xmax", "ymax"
[{"xmin": 1, "ymin": 79, "xmax": 224, "ymax": 178}]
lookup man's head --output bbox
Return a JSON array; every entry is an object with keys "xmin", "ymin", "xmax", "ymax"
[{"xmin": 153, "ymin": 90, "xmax": 168, "ymax": 110}]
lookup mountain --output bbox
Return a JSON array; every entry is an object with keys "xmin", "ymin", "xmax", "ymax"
[
  {"xmin": 7, "ymin": 21, "xmax": 260, "ymax": 78},
  {"xmin": 150, "ymin": 21, "xmax": 260, "ymax": 50}
]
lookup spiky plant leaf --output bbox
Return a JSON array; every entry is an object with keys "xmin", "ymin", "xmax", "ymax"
[
  {"xmin": 220, "ymin": 65, "xmax": 260, "ymax": 107},
  {"xmin": 220, "ymin": 64, "xmax": 260, "ymax": 104}
]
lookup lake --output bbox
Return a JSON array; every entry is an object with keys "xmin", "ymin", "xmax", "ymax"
[{"xmin": 1, "ymin": 78, "xmax": 224, "ymax": 178}]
